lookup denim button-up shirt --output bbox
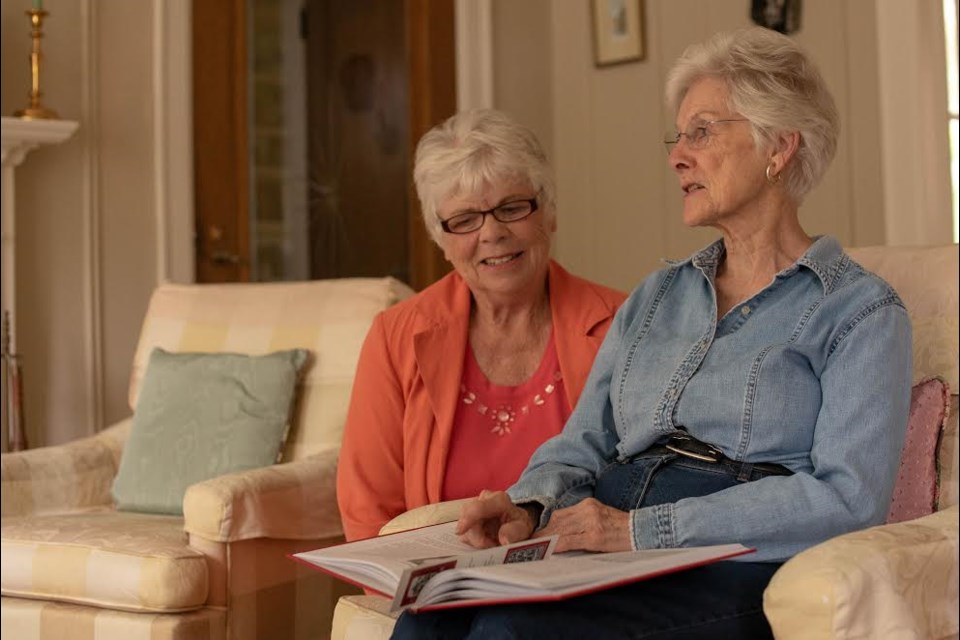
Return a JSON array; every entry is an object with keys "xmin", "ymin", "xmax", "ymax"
[{"xmin": 508, "ymin": 236, "xmax": 912, "ymax": 562}]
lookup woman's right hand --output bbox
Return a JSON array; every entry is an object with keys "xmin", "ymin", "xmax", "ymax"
[{"xmin": 456, "ymin": 490, "xmax": 537, "ymax": 549}]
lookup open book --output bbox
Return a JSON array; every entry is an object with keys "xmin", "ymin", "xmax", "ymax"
[{"xmin": 290, "ymin": 521, "xmax": 752, "ymax": 612}]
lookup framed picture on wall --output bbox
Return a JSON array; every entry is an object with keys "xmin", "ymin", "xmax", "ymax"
[{"xmin": 591, "ymin": 0, "xmax": 645, "ymax": 66}]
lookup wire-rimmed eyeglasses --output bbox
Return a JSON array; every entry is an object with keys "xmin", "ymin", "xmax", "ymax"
[
  {"xmin": 438, "ymin": 196, "xmax": 540, "ymax": 234},
  {"xmin": 664, "ymin": 118, "xmax": 749, "ymax": 151}
]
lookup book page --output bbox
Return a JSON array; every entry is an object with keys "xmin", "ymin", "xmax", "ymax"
[
  {"xmin": 412, "ymin": 544, "xmax": 753, "ymax": 610},
  {"xmin": 292, "ymin": 522, "xmax": 751, "ymax": 612},
  {"xmin": 293, "ymin": 521, "xmax": 556, "ymax": 596},
  {"xmin": 316, "ymin": 521, "xmax": 467, "ymax": 562},
  {"xmin": 391, "ymin": 535, "xmax": 557, "ymax": 610},
  {"xmin": 294, "ymin": 522, "xmax": 468, "ymax": 592}
]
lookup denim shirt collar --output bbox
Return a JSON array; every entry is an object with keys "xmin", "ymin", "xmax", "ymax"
[{"xmin": 665, "ymin": 235, "xmax": 847, "ymax": 295}]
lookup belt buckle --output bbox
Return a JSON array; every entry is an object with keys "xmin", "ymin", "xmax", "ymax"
[{"xmin": 664, "ymin": 434, "xmax": 723, "ymax": 463}]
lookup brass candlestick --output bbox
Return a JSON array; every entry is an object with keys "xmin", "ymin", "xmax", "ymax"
[{"xmin": 14, "ymin": 9, "xmax": 60, "ymax": 120}]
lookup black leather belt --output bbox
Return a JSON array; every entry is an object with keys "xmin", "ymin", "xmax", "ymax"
[{"xmin": 649, "ymin": 432, "xmax": 793, "ymax": 477}]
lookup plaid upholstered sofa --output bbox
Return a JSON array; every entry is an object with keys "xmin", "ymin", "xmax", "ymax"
[
  {"xmin": 330, "ymin": 244, "xmax": 959, "ymax": 640},
  {"xmin": 1, "ymin": 277, "xmax": 413, "ymax": 640}
]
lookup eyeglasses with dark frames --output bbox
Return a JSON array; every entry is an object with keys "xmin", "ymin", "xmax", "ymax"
[
  {"xmin": 438, "ymin": 196, "xmax": 540, "ymax": 234},
  {"xmin": 664, "ymin": 118, "xmax": 749, "ymax": 151}
]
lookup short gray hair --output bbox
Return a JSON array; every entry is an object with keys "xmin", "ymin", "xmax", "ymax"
[
  {"xmin": 665, "ymin": 27, "xmax": 839, "ymax": 203},
  {"xmin": 413, "ymin": 109, "xmax": 556, "ymax": 244}
]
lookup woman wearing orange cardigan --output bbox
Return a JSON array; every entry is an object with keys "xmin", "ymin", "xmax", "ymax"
[{"xmin": 337, "ymin": 109, "xmax": 626, "ymax": 541}]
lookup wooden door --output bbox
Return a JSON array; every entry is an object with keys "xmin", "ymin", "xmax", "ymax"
[
  {"xmin": 192, "ymin": 0, "xmax": 453, "ymax": 289},
  {"xmin": 193, "ymin": 0, "xmax": 251, "ymax": 283},
  {"xmin": 304, "ymin": 0, "xmax": 410, "ymax": 282},
  {"xmin": 406, "ymin": 0, "xmax": 456, "ymax": 289}
]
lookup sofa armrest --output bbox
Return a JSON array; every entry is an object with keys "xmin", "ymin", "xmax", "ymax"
[
  {"xmin": 183, "ymin": 446, "xmax": 342, "ymax": 542},
  {"xmin": 764, "ymin": 505, "xmax": 960, "ymax": 640},
  {"xmin": 0, "ymin": 419, "xmax": 130, "ymax": 518},
  {"xmin": 378, "ymin": 498, "xmax": 472, "ymax": 536}
]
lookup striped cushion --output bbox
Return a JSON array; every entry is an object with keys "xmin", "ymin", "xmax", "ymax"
[
  {"xmin": 0, "ymin": 596, "xmax": 225, "ymax": 640},
  {"xmin": 127, "ymin": 278, "xmax": 414, "ymax": 462},
  {"xmin": 1, "ymin": 512, "xmax": 206, "ymax": 612}
]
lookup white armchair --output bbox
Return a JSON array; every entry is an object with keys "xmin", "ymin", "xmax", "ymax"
[
  {"xmin": 330, "ymin": 244, "xmax": 960, "ymax": 640},
  {"xmin": 762, "ymin": 244, "xmax": 960, "ymax": 639},
  {"xmin": 1, "ymin": 277, "xmax": 413, "ymax": 640}
]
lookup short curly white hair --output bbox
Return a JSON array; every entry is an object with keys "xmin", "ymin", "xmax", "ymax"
[
  {"xmin": 413, "ymin": 109, "xmax": 557, "ymax": 245},
  {"xmin": 665, "ymin": 27, "xmax": 840, "ymax": 203}
]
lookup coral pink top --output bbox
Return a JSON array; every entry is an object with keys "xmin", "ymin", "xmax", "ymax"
[
  {"xmin": 441, "ymin": 332, "xmax": 570, "ymax": 501},
  {"xmin": 337, "ymin": 261, "xmax": 626, "ymax": 542}
]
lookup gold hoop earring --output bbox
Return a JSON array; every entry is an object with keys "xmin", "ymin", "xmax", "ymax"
[{"xmin": 765, "ymin": 164, "xmax": 781, "ymax": 184}]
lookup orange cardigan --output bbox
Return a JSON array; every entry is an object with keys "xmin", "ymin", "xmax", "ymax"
[{"xmin": 336, "ymin": 261, "xmax": 626, "ymax": 541}]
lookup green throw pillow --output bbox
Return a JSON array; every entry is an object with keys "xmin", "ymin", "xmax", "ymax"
[{"xmin": 112, "ymin": 347, "xmax": 309, "ymax": 515}]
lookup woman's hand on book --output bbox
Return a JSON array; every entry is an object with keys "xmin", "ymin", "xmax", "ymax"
[
  {"xmin": 456, "ymin": 490, "xmax": 536, "ymax": 549},
  {"xmin": 538, "ymin": 498, "xmax": 632, "ymax": 553}
]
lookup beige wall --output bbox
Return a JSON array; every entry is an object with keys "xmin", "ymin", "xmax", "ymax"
[
  {"xmin": 493, "ymin": 0, "xmax": 949, "ymax": 292},
  {"xmin": 0, "ymin": 0, "xmax": 952, "ymax": 447},
  {"xmin": 1, "ymin": 0, "xmax": 159, "ymax": 447}
]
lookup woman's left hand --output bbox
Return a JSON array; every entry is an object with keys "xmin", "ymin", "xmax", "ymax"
[{"xmin": 538, "ymin": 498, "xmax": 632, "ymax": 553}]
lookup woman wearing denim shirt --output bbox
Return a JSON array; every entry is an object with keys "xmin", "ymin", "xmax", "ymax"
[{"xmin": 392, "ymin": 27, "xmax": 912, "ymax": 640}]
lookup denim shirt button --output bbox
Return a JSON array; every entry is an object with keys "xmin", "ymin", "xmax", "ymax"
[{"xmin": 740, "ymin": 306, "xmax": 751, "ymax": 316}]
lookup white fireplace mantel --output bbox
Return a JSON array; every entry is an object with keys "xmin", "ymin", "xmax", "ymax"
[
  {"xmin": 2, "ymin": 117, "xmax": 78, "ymax": 167},
  {"xmin": 1, "ymin": 116, "xmax": 79, "ymax": 353}
]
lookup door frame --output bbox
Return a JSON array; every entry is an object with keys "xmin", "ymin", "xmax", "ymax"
[
  {"xmin": 407, "ymin": 0, "xmax": 457, "ymax": 290},
  {"xmin": 155, "ymin": 0, "xmax": 195, "ymax": 285}
]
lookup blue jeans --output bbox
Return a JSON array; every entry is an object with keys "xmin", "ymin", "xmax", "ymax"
[{"xmin": 392, "ymin": 452, "xmax": 783, "ymax": 639}]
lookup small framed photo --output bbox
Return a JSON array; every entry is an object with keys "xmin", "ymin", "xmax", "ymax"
[{"xmin": 591, "ymin": 0, "xmax": 645, "ymax": 67}]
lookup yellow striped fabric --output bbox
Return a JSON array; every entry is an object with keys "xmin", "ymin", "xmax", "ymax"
[
  {"xmin": 182, "ymin": 447, "xmax": 342, "ymax": 542},
  {"xmin": 1, "ymin": 421, "xmax": 128, "ymax": 519},
  {"xmin": 1, "ymin": 512, "xmax": 207, "ymax": 612},
  {"xmin": 3, "ymin": 277, "xmax": 412, "ymax": 639},
  {"xmin": 0, "ymin": 596, "xmax": 226, "ymax": 640},
  {"xmin": 127, "ymin": 278, "xmax": 414, "ymax": 461}
]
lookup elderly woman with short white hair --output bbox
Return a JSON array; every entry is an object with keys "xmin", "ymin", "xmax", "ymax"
[
  {"xmin": 395, "ymin": 27, "xmax": 912, "ymax": 640},
  {"xmin": 337, "ymin": 109, "xmax": 626, "ymax": 542}
]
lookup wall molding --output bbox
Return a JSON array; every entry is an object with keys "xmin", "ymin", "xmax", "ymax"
[
  {"xmin": 455, "ymin": 0, "xmax": 494, "ymax": 110},
  {"xmin": 154, "ymin": 0, "xmax": 194, "ymax": 284},
  {"xmin": 80, "ymin": 0, "xmax": 104, "ymax": 433},
  {"xmin": 875, "ymin": 0, "xmax": 952, "ymax": 245}
]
